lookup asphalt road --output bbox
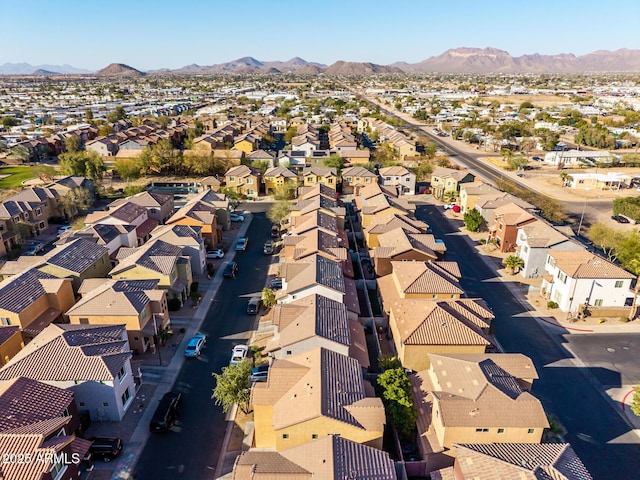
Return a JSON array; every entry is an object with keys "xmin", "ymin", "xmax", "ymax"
[
  {"xmin": 415, "ymin": 204, "xmax": 640, "ymax": 480},
  {"xmin": 133, "ymin": 213, "xmax": 273, "ymax": 480}
]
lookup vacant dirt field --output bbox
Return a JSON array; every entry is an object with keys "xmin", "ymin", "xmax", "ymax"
[{"xmin": 481, "ymin": 94, "xmax": 571, "ymax": 108}]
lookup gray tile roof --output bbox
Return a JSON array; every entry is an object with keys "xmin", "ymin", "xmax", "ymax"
[
  {"xmin": 0, "ymin": 269, "xmax": 58, "ymax": 314},
  {"xmin": 46, "ymin": 238, "xmax": 108, "ymax": 274},
  {"xmin": 110, "ymin": 239, "xmax": 182, "ymax": 276}
]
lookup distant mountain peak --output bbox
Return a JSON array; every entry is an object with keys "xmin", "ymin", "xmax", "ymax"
[{"xmin": 96, "ymin": 63, "xmax": 144, "ymax": 77}]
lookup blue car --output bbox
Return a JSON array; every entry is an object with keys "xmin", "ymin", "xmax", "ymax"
[{"xmin": 184, "ymin": 333, "xmax": 206, "ymax": 357}]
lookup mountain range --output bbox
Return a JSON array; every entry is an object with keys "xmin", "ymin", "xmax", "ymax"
[{"xmin": 2, "ymin": 48, "xmax": 640, "ymax": 75}]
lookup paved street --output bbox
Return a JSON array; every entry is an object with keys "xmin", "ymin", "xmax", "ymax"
[
  {"xmin": 415, "ymin": 204, "xmax": 640, "ymax": 480},
  {"xmin": 133, "ymin": 213, "xmax": 273, "ymax": 480}
]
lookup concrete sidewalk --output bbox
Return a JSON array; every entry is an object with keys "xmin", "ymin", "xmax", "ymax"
[{"xmin": 86, "ymin": 215, "xmax": 254, "ymax": 480}]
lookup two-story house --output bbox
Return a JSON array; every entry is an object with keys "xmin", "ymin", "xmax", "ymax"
[
  {"xmin": 412, "ymin": 353, "xmax": 548, "ymax": 471},
  {"xmin": 378, "ymin": 166, "xmax": 416, "ymax": 195},
  {"xmin": 66, "ymin": 279, "xmax": 169, "ymax": 354},
  {"xmin": 109, "ymin": 191, "xmax": 174, "ymax": 224},
  {"xmin": 487, "ymin": 202, "xmax": 537, "ymax": 253},
  {"xmin": 302, "ymin": 167, "xmax": 338, "ymax": 190},
  {"xmin": 224, "ymin": 165, "xmax": 262, "ymax": 198},
  {"xmin": 0, "ymin": 323, "xmax": 136, "ymax": 421},
  {"xmin": 430, "ymin": 167, "xmax": 476, "ymax": 200},
  {"xmin": 0, "ymin": 326, "xmax": 23, "ymax": 366},
  {"xmin": 515, "ymin": 220, "xmax": 584, "ymax": 278},
  {"xmin": 149, "ymin": 224, "xmax": 206, "ymax": 275},
  {"xmin": 341, "ymin": 166, "xmax": 377, "ymax": 195},
  {"xmin": 166, "ymin": 190, "xmax": 224, "ymax": 245},
  {"xmin": 372, "ymin": 227, "xmax": 446, "ymax": 276},
  {"xmin": 264, "ymin": 166, "xmax": 298, "ymax": 196},
  {"xmin": 252, "ymin": 348, "xmax": 385, "ymax": 451},
  {"xmin": 363, "ymin": 214, "xmax": 429, "ymax": 248},
  {"xmin": 541, "ymin": 250, "xmax": 636, "ymax": 314}
]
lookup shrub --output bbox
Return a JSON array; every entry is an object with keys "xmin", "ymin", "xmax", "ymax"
[
  {"xmin": 167, "ymin": 298, "xmax": 182, "ymax": 311},
  {"xmin": 190, "ymin": 282, "xmax": 199, "ymax": 293},
  {"xmin": 547, "ymin": 301, "xmax": 559, "ymax": 309}
]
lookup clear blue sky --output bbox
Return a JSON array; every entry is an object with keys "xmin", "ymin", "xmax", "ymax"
[{"xmin": 2, "ymin": 0, "xmax": 639, "ymax": 71}]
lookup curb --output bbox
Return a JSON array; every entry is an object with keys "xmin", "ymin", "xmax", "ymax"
[{"xmin": 109, "ymin": 215, "xmax": 254, "ymax": 480}]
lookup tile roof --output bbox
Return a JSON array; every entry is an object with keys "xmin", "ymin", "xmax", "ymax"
[
  {"xmin": 342, "ymin": 166, "xmax": 377, "ymax": 178},
  {"xmin": 253, "ymin": 348, "xmax": 384, "ymax": 431},
  {"xmin": 390, "ymin": 299, "xmax": 493, "ymax": 346},
  {"xmin": 414, "ymin": 354, "xmax": 549, "ymax": 429},
  {"xmin": 286, "ymin": 230, "xmax": 348, "ymax": 261},
  {"xmin": 494, "ymin": 202, "xmax": 537, "ymax": 226},
  {"xmin": 109, "ymin": 239, "xmax": 183, "ymax": 276},
  {"xmin": 431, "ymin": 166, "xmax": 472, "ymax": 181},
  {"xmin": 66, "ymin": 279, "xmax": 158, "ymax": 317},
  {"xmin": 226, "ymin": 165, "xmax": 260, "ymax": 178},
  {"xmin": 443, "ymin": 443, "xmax": 593, "ymax": 480},
  {"xmin": 265, "ymin": 166, "xmax": 297, "ymax": 178},
  {"xmin": 0, "ymin": 377, "xmax": 74, "ymax": 432},
  {"xmin": 378, "ymin": 166, "xmax": 411, "ymax": 176},
  {"xmin": 290, "ymin": 210, "xmax": 339, "ymax": 235},
  {"xmin": 518, "ymin": 220, "xmax": 571, "ymax": 248},
  {"xmin": 0, "ymin": 430, "xmax": 70, "ymax": 480},
  {"xmin": 0, "ymin": 326, "xmax": 20, "ymax": 345},
  {"xmin": 547, "ymin": 250, "xmax": 635, "ymax": 279},
  {"xmin": 284, "ymin": 255, "xmax": 346, "ymax": 295},
  {"xmin": 0, "ymin": 324, "xmax": 131, "ymax": 382},
  {"xmin": 233, "ymin": 451, "xmax": 312, "ymax": 479},
  {"xmin": 391, "ymin": 261, "xmax": 463, "ymax": 296},
  {"xmin": 150, "ymin": 224, "xmax": 202, "ymax": 245},
  {"xmin": 45, "ymin": 238, "xmax": 109, "ymax": 274},
  {"xmin": 109, "ymin": 201, "xmax": 148, "ymax": 223},
  {"xmin": 365, "ymin": 214, "xmax": 428, "ymax": 235},
  {"xmin": 374, "ymin": 228, "xmax": 444, "ymax": 259},
  {"xmin": 278, "ymin": 435, "xmax": 396, "ymax": 480},
  {"xmin": 266, "ymin": 295, "xmax": 351, "ymax": 353},
  {"xmin": 0, "ymin": 269, "xmax": 61, "ymax": 314}
]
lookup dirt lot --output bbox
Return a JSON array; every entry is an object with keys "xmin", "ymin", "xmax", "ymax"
[{"xmin": 481, "ymin": 94, "xmax": 572, "ymax": 108}]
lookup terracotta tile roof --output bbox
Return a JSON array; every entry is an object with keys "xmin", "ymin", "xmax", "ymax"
[
  {"xmin": 226, "ymin": 165, "xmax": 260, "ymax": 178},
  {"xmin": 494, "ymin": 202, "xmax": 537, "ymax": 226},
  {"xmin": 266, "ymin": 295, "xmax": 351, "ymax": 353},
  {"xmin": 547, "ymin": 250, "xmax": 635, "ymax": 279},
  {"xmin": 414, "ymin": 354, "xmax": 549, "ymax": 429},
  {"xmin": 287, "ymin": 230, "xmax": 348, "ymax": 261},
  {"xmin": 279, "ymin": 435, "xmax": 396, "ymax": 480},
  {"xmin": 444, "ymin": 443, "xmax": 592, "ymax": 480},
  {"xmin": 0, "ymin": 377, "xmax": 74, "ymax": 432},
  {"xmin": 390, "ymin": 261, "xmax": 463, "ymax": 296},
  {"xmin": 253, "ymin": 349, "xmax": 384, "ymax": 432},
  {"xmin": 284, "ymin": 256, "xmax": 346, "ymax": 295},
  {"xmin": 66, "ymin": 279, "xmax": 159, "ymax": 317},
  {"xmin": 0, "ymin": 324, "xmax": 131, "ymax": 382},
  {"xmin": 298, "ymin": 183, "xmax": 337, "ymax": 200},
  {"xmin": 265, "ymin": 166, "xmax": 297, "ymax": 178},
  {"xmin": 233, "ymin": 451, "xmax": 312, "ymax": 479},
  {"xmin": 390, "ymin": 299, "xmax": 493, "ymax": 346},
  {"xmin": 45, "ymin": 238, "xmax": 109, "ymax": 274},
  {"xmin": 519, "ymin": 220, "xmax": 571, "ymax": 248},
  {"xmin": 365, "ymin": 214, "xmax": 428, "ymax": 235},
  {"xmin": 378, "ymin": 166, "xmax": 411, "ymax": 176},
  {"xmin": 342, "ymin": 166, "xmax": 377, "ymax": 178},
  {"xmin": 290, "ymin": 210, "xmax": 339, "ymax": 235},
  {"xmin": 135, "ymin": 218, "xmax": 160, "ymax": 238},
  {"xmin": 373, "ymin": 228, "xmax": 444, "ymax": 260},
  {"xmin": 431, "ymin": 166, "xmax": 471, "ymax": 181}
]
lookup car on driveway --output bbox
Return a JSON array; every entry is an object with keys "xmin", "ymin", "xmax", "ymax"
[
  {"xmin": 263, "ymin": 241, "xmax": 274, "ymax": 255},
  {"xmin": 443, "ymin": 202, "xmax": 457, "ymax": 210},
  {"xmin": 23, "ymin": 241, "xmax": 44, "ymax": 256},
  {"xmin": 247, "ymin": 297, "xmax": 261, "ymax": 314},
  {"xmin": 250, "ymin": 365, "xmax": 269, "ymax": 382},
  {"xmin": 230, "ymin": 345, "xmax": 249, "ymax": 366},
  {"xmin": 206, "ymin": 249, "xmax": 225, "ymax": 259},
  {"xmin": 223, "ymin": 261, "xmax": 238, "ymax": 278},
  {"xmin": 269, "ymin": 278, "xmax": 283, "ymax": 290},
  {"xmin": 184, "ymin": 333, "xmax": 206, "ymax": 357},
  {"xmin": 57, "ymin": 225, "xmax": 72, "ymax": 235},
  {"xmin": 235, "ymin": 237, "xmax": 248, "ymax": 251},
  {"xmin": 230, "ymin": 212, "xmax": 245, "ymax": 222},
  {"xmin": 612, "ymin": 215, "xmax": 630, "ymax": 224},
  {"xmin": 89, "ymin": 437, "xmax": 123, "ymax": 462}
]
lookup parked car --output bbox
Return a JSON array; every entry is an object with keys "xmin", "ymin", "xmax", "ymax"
[
  {"xmin": 443, "ymin": 202, "xmax": 457, "ymax": 210},
  {"xmin": 250, "ymin": 365, "xmax": 269, "ymax": 383},
  {"xmin": 230, "ymin": 213, "xmax": 245, "ymax": 222},
  {"xmin": 247, "ymin": 297, "xmax": 261, "ymax": 315},
  {"xmin": 269, "ymin": 278, "xmax": 283, "ymax": 290},
  {"xmin": 271, "ymin": 225, "xmax": 280, "ymax": 238},
  {"xmin": 223, "ymin": 261, "xmax": 238, "ymax": 278},
  {"xmin": 532, "ymin": 156, "xmax": 542, "ymax": 161},
  {"xmin": 89, "ymin": 437, "xmax": 123, "ymax": 462},
  {"xmin": 57, "ymin": 225, "xmax": 72, "ymax": 235},
  {"xmin": 206, "ymin": 249, "xmax": 225, "ymax": 259},
  {"xmin": 150, "ymin": 391, "xmax": 182, "ymax": 432},
  {"xmin": 230, "ymin": 345, "xmax": 249, "ymax": 366},
  {"xmin": 263, "ymin": 241, "xmax": 274, "ymax": 255},
  {"xmin": 184, "ymin": 333, "xmax": 206, "ymax": 357},
  {"xmin": 23, "ymin": 241, "xmax": 44, "ymax": 256},
  {"xmin": 235, "ymin": 237, "xmax": 248, "ymax": 251},
  {"xmin": 612, "ymin": 215, "xmax": 630, "ymax": 224}
]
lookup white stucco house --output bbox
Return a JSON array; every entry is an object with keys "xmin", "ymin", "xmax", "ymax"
[{"xmin": 378, "ymin": 166, "xmax": 416, "ymax": 195}]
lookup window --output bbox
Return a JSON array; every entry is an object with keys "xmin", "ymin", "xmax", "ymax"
[
  {"xmin": 0, "ymin": 318, "xmax": 11, "ymax": 326},
  {"xmin": 498, "ymin": 428, "xmax": 505, "ymax": 434},
  {"xmin": 229, "ymin": 176, "xmax": 235, "ymax": 182},
  {"xmin": 475, "ymin": 428, "xmax": 489, "ymax": 433},
  {"xmin": 102, "ymin": 402, "xmax": 109, "ymax": 407},
  {"xmin": 498, "ymin": 223, "xmax": 503, "ymax": 231},
  {"xmin": 79, "ymin": 402, "xmax": 85, "ymax": 407},
  {"xmin": 527, "ymin": 429, "xmax": 535, "ymax": 434},
  {"xmin": 615, "ymin": 281, "xmax": 623, "ymax": 288},
  {"xmin": 522, "ymin": 245, "xmax": 528, "ymax": 253},
  {"xmin": 117, "ymin": 366, "xmax": 127, "ymax": 382},
  {"xmin": 140, "ymin": 309, "xmax": 147, "ymax": 322},
  {"xmin": 50, "ymin": 458, "xmax": 67, "ymax": 480},
  {"xmin": 405, "ymin": 177, "xmax": 410, "ymax": 182},
  {"xmin": 365, "ymin": 177, "xmax": 371, "ymax": 183},
  {"xmin": 79, "ymin": 318, "xmax": 89, "ymax": 324},
  {"xmin": 558, "ymin": 272, "xmax": 567, "ymax": 284},
  {"xmin": 121, "ymin": 388, "xmax": 131, "ymax": 406},
  {"xmin": 594, "ymin": 299, "xmax": 603, "ymax": 306},
  {"xmin": 346, "ymin": 177, "xmax": 352, "ymax": 182},
  {"xmin": 286, "ymin": 350, "xmax": 292, "ymax": 355},
  {"xmin": 328, "ymin": 178, "xmax": 334, "ymax": 184},
  {"xmin": 282, "ymin": 434, "xmax": 289, "ymax": 439},
  {"xmin": 35, "ymin": 208, "xmax": 42, "ymax": 216},
  {"xmin": 312, "ymin": 434, "xmax": 318, "ymax": 439},
  {"xmin": 247, "ymin": 178, "xmax": 253, "ymax": 184}
]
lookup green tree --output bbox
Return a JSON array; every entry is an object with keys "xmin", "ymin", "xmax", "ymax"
[
  {"xmin": 631, "ymin": 384, "xmax": 640, "ymax": 417},
  {"xmin": 272, "ymin": 183, "xmax": 297, "ymax": 201},
  {"xmin": 413, "ymin": 160, "xmax": 433, "ymax": 182},
  {"xmin": 58, "ymin": 187, "xmax": 93, "ymax": 219},
  {"xmin": 98, "ymin": 124, "xmax": 114, "ymax": 137},
  {"xmin": 377, "ymin": 368, "xmax": 417, "ymax": 438},
  {"xmin": 114, "ymin": 158, "xmax": 143, "ymax": 181},
  {"xmin": 123, "ymin": 184, "xmax": 147, "ymax": 197},
  {"xmin": 106, "ymin": 106, "xmax": 127, "ymax": 122},
  {"xmin": 463, "ymin": 208, "xmax": 483, "ymax": 232},
  {"xmin": 85, "ymin": 109, "xmax": 94, "ymax": 122},
  {"xmin": 503, "ymin": 255, "xmax": 525, "ymax": 274},
  {"xmin": 283, "ymin": 126, "xmax": 297, "ymax": 144},
  {"xmin": 267, "ymin": 200, "xmax": 291, "ymax": 227},
  {"xmin": 10, "ymin": 145, "xmax": 30, "ymax": 163},
  {"xmin": 510, "ymin": 154, "xmax": 529, "ymax": 171},
  {"xmin": 212, "ymin": 360, "xmax": 252, "ymax": 414},
  {"xmin": 14, "ymin": 221, "xmax": 33, "ymax": 241},
  {"xmin": 64, "ymin": 135, "xmax": 82, "ymax": 153},
  {"xmin": 443, "ymin": 190, "xmax": 458, "ymax": 203},
  {"xmin": 424, "ymin": 142, "xmax": 438, "ymax": 158},
  {"xmin": 373, "ymin": 142, "xmax": 395, "ymax": 165},
  {"xmin": 378, "ymin": 354, "xmax": 402, "ymax": 371},
  {"xmin": 83, "ymin": 151, "xmax": 107, "ymax": 181},
  {"xmin": 262, "ymin": 288, "xmax": 276, "ymax": 308},
  {"xmin": 0, "ymin": 116, "xmax": 20, "ymax": 128},
  {"xmin": 323, "ymin": 153, "xmax": 345, "ymax": 176}
]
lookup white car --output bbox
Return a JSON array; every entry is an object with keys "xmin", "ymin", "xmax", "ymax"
[
  {"xmin": 206, "ymin": 249, "xmax": 225, "ymax": 259},
  {"xmin": 443, "ymin": 202, "xmax": 457, "ymax": 210},
  {"xmin": 230, "ymin": 345, "xmax": 249, "ymax": 366},
  {"xmin": 229, "ymin": 213, "xmax": 245, "ymax": 222}
]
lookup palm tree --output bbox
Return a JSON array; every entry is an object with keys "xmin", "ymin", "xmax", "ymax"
[
  {"xmin": 443, "ymin": 190, "xmax": 458, "ymax": 203},
  {"xmin": 559, "ymin": 171, "xmax": 570, "ymax": 187},
  {"xmin": 503, "ymin": 255, "xmax": 525, "ymax": 274}
]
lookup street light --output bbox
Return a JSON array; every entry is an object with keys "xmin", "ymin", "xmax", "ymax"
[{"xmin": 577, "ymin": 188, "xmax": 589, "ymax": 237}]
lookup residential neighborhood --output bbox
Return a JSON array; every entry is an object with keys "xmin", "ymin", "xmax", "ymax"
[{"xmin": 2, "ymin": 67, "xmax": 640, "ymax": 480}]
